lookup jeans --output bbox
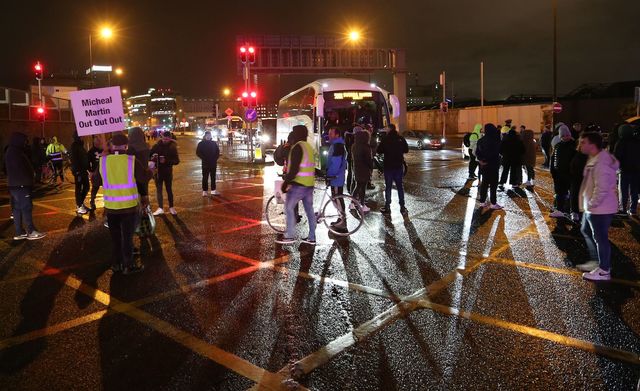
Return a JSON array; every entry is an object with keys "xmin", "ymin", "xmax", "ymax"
[
  {"xmin": 384, "ymin": 167, "xmax": 405, "ymax": 207},
  {"xmin": 156, "ymin": 170, "xmax": 174, "ymax": 208},
  {"xmin": 580, "ymin": 213, "xmax": 613, "ymax": 271},
  {"xmin": 331, "ymin": 186, "xmax": 345, "ymax": 218},
  {"xmin": 90, "ymin": 171, "xmax": 102, "ymax": 207},
  {"xmin": 75, "ymin": 171, "xmax": 89, "ymax": 207},
  {"xmin": 285, "ymin": 185, "xmax": 315, "ymax": 241},
  {"xmin": 354, "ymin": 180, "xmax": 368, "ymax": 205},
  {"xmin": 479, "ymin": 168, "xmax": 498, "ymax": 205},
  {"xmin": 107, "ymin": 212, "xmax": 137, "ymax": 268},
  {"xmin": 620, "ymin": 171, "xmax": 640, "ymax": 213},
  {"xmin": 9, "ymin": 187, "xmax": 35, "ymax": 235},
  {"xmin": 500, "ymin": 161, "xmax": 522, "ymax": 185},
  {"xmin": 468, "ymin": 151, "xmax": 478, "ymax": 177},
  {"xmin": 202, "ymin": 165, "xmax": 217, "ymax": 191}
]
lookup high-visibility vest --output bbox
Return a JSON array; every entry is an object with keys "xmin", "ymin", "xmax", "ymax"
[
  {"xmin": 99, "ymin": 154, "xmax": 139, "ymax": 210},
  {"xmin": 47, "ymin": 144, "xmax": 64, "ymax": 161},
  {"xmin": 288, "ymin": 141, "xmax": 315, "ymax": 187}
]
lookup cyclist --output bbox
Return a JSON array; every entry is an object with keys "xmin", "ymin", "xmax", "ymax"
[
  {"xmin": 277, "ymin": 125, "xmax": 316, "ymax": 245},
  {"xmin": 326, "ymin": 126, "xmax": 347, "ymax": 230},
  {"xmin": 46, "ymin": 136, "xmax": 67, "ymax": 184}
]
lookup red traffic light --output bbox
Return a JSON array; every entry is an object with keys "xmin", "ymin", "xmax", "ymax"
[
  {"xmin": 36, "ymin": 106, "xmax": 45, "ymax": 122},
  {"xmin": 248, "ymin": 46, "xmax": 255, "ymax": 64},
  {"xmin": 249, "ymin": 91, "xmax": 257, "ymax": 106},
  {"xmin": 34, "ymin": 62, "xmax": 43, "ymax": 80},
  {"xmin": 241, "ymin": 91, "xmax": 249, "ymax": 107},
  {"xmin": 36, "ymin": 106, "xmax": 45, "ymax": 114},
  {"xmin": 240, "ymin": 46, "xmax": 247, "ymax": 64},
  {"xmin": 249, "ymin": 91, "xmax": 256, "ymax": 98}
]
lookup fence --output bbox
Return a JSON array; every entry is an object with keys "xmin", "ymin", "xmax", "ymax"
[{"xmin": 0, "ymin": 87, "xmax": 75, "ymax": 123}]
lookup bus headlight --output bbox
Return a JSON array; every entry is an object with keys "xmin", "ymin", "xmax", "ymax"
[{"xmin": 441, "ymin": 138, "xmax": 446, "ymax": 143}]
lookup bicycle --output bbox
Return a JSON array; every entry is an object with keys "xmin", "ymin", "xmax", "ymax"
[{"xmin": 265, "ymin": 177, "xmax": 365, "ymax": 236}]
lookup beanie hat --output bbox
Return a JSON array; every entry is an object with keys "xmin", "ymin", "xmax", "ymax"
[
  {"xmin": 163, "ymin": 130, "xmax": 172, "ymax": 138},
  {"xmin": 558, "ymin": 124, "xmax": 571, "ymax": 138},
  {"xmin": 111, "ymin": 133, "xmax": 128, "ymax": 146}
]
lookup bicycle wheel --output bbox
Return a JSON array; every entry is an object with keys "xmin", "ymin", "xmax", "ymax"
[
  {"xmin": 265, "ymin": 195, "xmax": 286, "ymax": 233},
  {"xmin": 322, "ymin": 194, "xmax": 364, "ymax": 236}
]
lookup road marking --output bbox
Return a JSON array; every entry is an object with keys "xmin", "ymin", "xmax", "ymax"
[{"xmin": 416, "ymin": 299, "xmax": 640, "ymax": 366}]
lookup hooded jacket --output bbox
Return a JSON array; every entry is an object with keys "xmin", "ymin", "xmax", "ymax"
[
  {"xmin": 46, "ymin": 136, "xmax": 66, "ymax": 157},
  {"xmin": 500, "ymin": 129, "xmax": 525, "ymax": 164},
  {"xmin": 5, "ymin": 132, "xmax": 34, "ymax": 187},
  {"xmin": 469, "ymin": 124, "xmax": 482, "ymax": 155},
  {"xmin": 521, "ymin": 129, "xmax": 537, "ymax": 166},
  {"xmin": 475, "ymin": 124, "xmax": 501, "ymax": 173},
  {"xmin": 150, "ymin": 138, "xmax": 179, "ymax": 173},
  {"xmin": 579, "ymin": 149, "xmax": 619, "ymax": 214},
  {"xmin": 376, "ymin": 130, "xmax": 408, "ymax": 169},
  {"xmin": 351, "ymin": 130, "xmax": 373, "ymax": 182},
  {"xmin": 196, "ymin": 138, "xmax": 220, "ymax": 167},
  {"xmin": 614, "ymin": 124, "xmax": 640, "ymax": 172},
  {"xmin": 326, "ymin": 136, "xmax": 346, "ymax": 187},
  {"xmin": 551, "ymin": 138, "xmax": 576, "ymax": 177}
]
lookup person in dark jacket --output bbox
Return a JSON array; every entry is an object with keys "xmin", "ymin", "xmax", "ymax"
[
  {"xmin": 87, "ymin": 137, "xmax": 104, "ymax": 210},
  {"xmin": 344, "ymin": 128, "xmax": 356, "ymax": 192},
  {"xmin": 70, "ymin": 131, "xmax": 90, "ymax": 214},
  {"xmin": 540, "ymin": 125, "xmax": 552, "ymax": 168},
  {"xmin": 550, "ymin": 125, "xmax": 576, "ymax": 217},
  {"xmin": 31, "ymin": 137, "xmax": 47, "ymax": 183},
  {"xmin": 376, "ymin": 124, "xmax": 409, "ymax": 214},
  {"xmin": 498, "ymin": 128, "xmax": 525, "ymax": 189},
  {"xmin": 351, "ymin": 129, "xmax": 373, "ymax": 212},
  {"xmin": 614, "ymin": 124, "xmax": 640, "ymax": 215},
  {"xmin": 325, "ymin": 127, "xmax": 348, "ymax": 228},
  {"xmin": 5, "ymin": 132, "xmax": 46, "ymax": 240},
  {"xmin": 521, "ymin": 129, "xmax": 537, "ymax": 186},
  {"xmin": 476, "ymin": 124, "xmax": 503, "ymax": 210},
  {"xmin": 196, "ymin": 130, "xmax": 221, "ymax": 196},
  {"xmin": 150, "ymin": 131, "xmax": 180, "ymax": 215},
  {"xmin": 128, "ymin": 127, "xmax": 151, "ymax": 200}
]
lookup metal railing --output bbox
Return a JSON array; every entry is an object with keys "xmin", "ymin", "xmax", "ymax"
[{"xmin": 0, "ymin": 86, "xmax": 74, "ymax": 123}]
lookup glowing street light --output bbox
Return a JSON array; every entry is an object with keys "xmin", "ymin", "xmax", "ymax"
[
  {"xmin": 121, "ymin": 89, "xmax": 128, "ymax": 94},
  {"xmin": 100, "ymin": 27, "xmax": 113, "ymax": 39},
  {"xmin": 348, "ymin": 30, "xmax": 361, "ymax": 42},
  {"xmin": 114, "ymin": 67, "xmax": 123, "ymax": 76},
  {"xmin": 223, "ymin": 88, "xmax": 231, "ymax": 96}
]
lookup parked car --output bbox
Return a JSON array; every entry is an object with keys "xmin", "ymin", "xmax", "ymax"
[{"xmin": 402, "ymin": 130, "xmax": 446, "ymax": 150}]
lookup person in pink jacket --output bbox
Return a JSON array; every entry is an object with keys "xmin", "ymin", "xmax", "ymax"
[{"xmin": 576, "ymin": 132, "xmax": 620, "ymax": 281}]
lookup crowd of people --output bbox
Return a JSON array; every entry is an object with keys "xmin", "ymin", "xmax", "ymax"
[{"xmin": 467, "ymin": 119, "xmax": 640, "ymax": 282}]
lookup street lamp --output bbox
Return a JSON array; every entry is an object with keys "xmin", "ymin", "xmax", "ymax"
[
  {"xmin": 89, "ymin": 25, "xmax": 114, "ymax": 87},
  {"xmin": 115, "ymin": 67, "xmax": 123, "ymax": 76},
  {"xmin": 348, "ymin": 30, "xmax": 361, "ymax": 43},
  {"xmin": 223, "ymin": 88, "xmax": 231, "ymax": 97}
]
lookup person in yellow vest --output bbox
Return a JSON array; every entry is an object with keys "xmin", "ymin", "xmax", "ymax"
[
  {"xmin": 99, "ymin": 132, "xmax": 148, "ymax": 274},
  {"xmin": 277, "ymin": 125, "xmax": 316, "ymax": 245}
]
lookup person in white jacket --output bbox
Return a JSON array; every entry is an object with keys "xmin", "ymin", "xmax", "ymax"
[{"xmin": 576, "ymin": 132, "xmax": 619, "ymax": 281}]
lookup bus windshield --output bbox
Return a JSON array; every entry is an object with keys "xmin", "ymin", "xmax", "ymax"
[{"xmin": 322, "ymin": 90, "xmax": 389, "ymax": 133}]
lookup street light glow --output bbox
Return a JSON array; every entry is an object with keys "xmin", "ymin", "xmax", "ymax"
[
  {"xmin": 223, "ymin": 88, "xmax": 231, "ymax": 96},
  {"xmin": 100, "ymin": 27, "xmax": 113, "ymax": 39},
  {"xmin": 115, "ymin": 68, "xmax": 123, "ymax": 75},
  {"xmin": 349, "ymin": 30, "xmax": 360, "ymax": 42}
]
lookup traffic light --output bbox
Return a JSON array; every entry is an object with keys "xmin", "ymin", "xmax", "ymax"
[
  {"xmin": 34, "ymin": 62, "xmax": 43, "ymax": 80},
  {"xmin": 240, "ymin": 46, "xmax": 247, "ymax": 64},
  {"xmin": 249, "ymin": 91, "xmax": 257, "ymax": 107},
  {"xmin": 241, "ymin": 91, "xmax": 249, "ymax": 107},
  {"xmin": 36, "ymin": 106, "xmax": 45, "ymax": 122},
  {"xmin": 248, "ymin": 46, "xmax": 255, "ymax": 64}
]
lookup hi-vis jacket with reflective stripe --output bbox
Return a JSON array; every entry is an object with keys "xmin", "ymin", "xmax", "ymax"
[
  {"xmin": 288, "ymin": 141, "xmax": 315, "ymax": 187},
  {"xmin": 99, "ymin": 154, "xmax": 139, "ymax": 210}
]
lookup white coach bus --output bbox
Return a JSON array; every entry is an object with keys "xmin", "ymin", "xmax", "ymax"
[{"xmin": 276, "ymin": 78, "xmax": 400, "ymax": 169}]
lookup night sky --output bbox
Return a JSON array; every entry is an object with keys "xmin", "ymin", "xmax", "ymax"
[{"xmin": 2, "ymin": 0, "xmax": 638, "ymax": 101}]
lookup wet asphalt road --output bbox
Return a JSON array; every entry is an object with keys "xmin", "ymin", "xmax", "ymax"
[{"xmin": 0, "ymin": 136, "xmax": 639, "ymax": 390}]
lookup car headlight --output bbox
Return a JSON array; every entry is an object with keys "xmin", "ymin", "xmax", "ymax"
[
  {"xmin": 424, "ymin": 138, "xmax": 431, "ymax": 144},
  {"xmin": 441, "ymin": 138, "xmax": 446, "ymax": 143}
]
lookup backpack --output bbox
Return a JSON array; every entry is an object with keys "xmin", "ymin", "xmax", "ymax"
[{"xmin": 463, "ymin": 133, "xmax": 472, "ymax": 147}]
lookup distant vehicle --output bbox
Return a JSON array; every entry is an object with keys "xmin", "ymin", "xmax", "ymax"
[
  {"xmin": 277, "ymin": 78, "xmax": 401, "ymax": 170},
  {"xmin": 402, "ymin": 130, "xmax": 446, "ymax": 150}
]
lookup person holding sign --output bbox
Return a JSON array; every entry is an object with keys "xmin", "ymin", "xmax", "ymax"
[
  {"xmin": 150, "ymin": 131, "xmax": 180, "ymax": 215},
  {"xmin": 99, "ymin": 132, "xmax": 147, "ymax": 274}
]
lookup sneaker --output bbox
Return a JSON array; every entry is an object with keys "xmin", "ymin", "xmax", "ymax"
[
  {"xmin": 275, "ymin": 237, "xmax": 296, "ymax": 245},
  {"xmin": 202, "ymin": 191, "xmax": 208, "ymax": 197},
  {"xmin": 169, "ymin": 207, "xmax": 177, "ymax": 215},
  {"xmin": 103, "ymin": 221, "xmax": 109, "ymax": 228},
  {"xmin": 523, "ymin": 181, "xmax": 532, "ymax": 187},
  {"xmin": 576, "ymin": 260, "xmax": 599, "ymax": 272},
  {"xmin": 350, "ymin": 202, "xmax": 357, "ymax": 210},
  {"xmin": 153, "ymin": 208, "xmax": 165, "ymax": 216},
  {"xmin": 211, "ymin": 190, "xmax": 220, "ymax": 196},
  {"xmin": 400, "ymin": 206, "xmax": 408, "ymax": 214},
  {"xmin": 498, "ymin": 184, "xmax": 505, "ymax": 192},
  {"xmin": 77, "ymin": 205, "xmax": 88, "ymax": 215},
  {"xmin": 380, "ymin": 206, "xmax": 390, "ymax": 214},
  {"xmin": 123, "ymin": 264, "xmax": 145, "ymax": 275},
  {"xmin": 26, "ymin": 230, "xmax": 47, "ymax": 240},
  {"xmin": 467, "ymin": 175, "xmax": 478, "ymax": 180},
  {"xmin": 13, "ymin": 233, "xmax": 28, "ymax": 241},
  {"xmin": 301, "ymin": 237, "xmax": 316, "ymax": 245},
  {"xmin": 490, "ymin": 204, "xmax": 503, "ymax": 210},
  {"xmin": 550, "ymin": 210, "xmax": 565, "ymax": 218},
  {"xmin": 582, "ymin": 267, "xmax": 611, "ymax": 281},
  {"xmin": 478, "ymin": 201, "xmax": 490, "ymax": 209},
  {"xmin": 361, "ymin": 205, "xmax": 371, "ymax": 213}
]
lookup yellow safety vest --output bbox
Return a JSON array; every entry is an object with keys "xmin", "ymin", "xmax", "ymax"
[
  {"xmin": 289, "ymin": 141, "xmax": 315, "ymax": 187},
  {"xmin": 99, "ymin": 154, "xmax": 139, "ymax": 210}
]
